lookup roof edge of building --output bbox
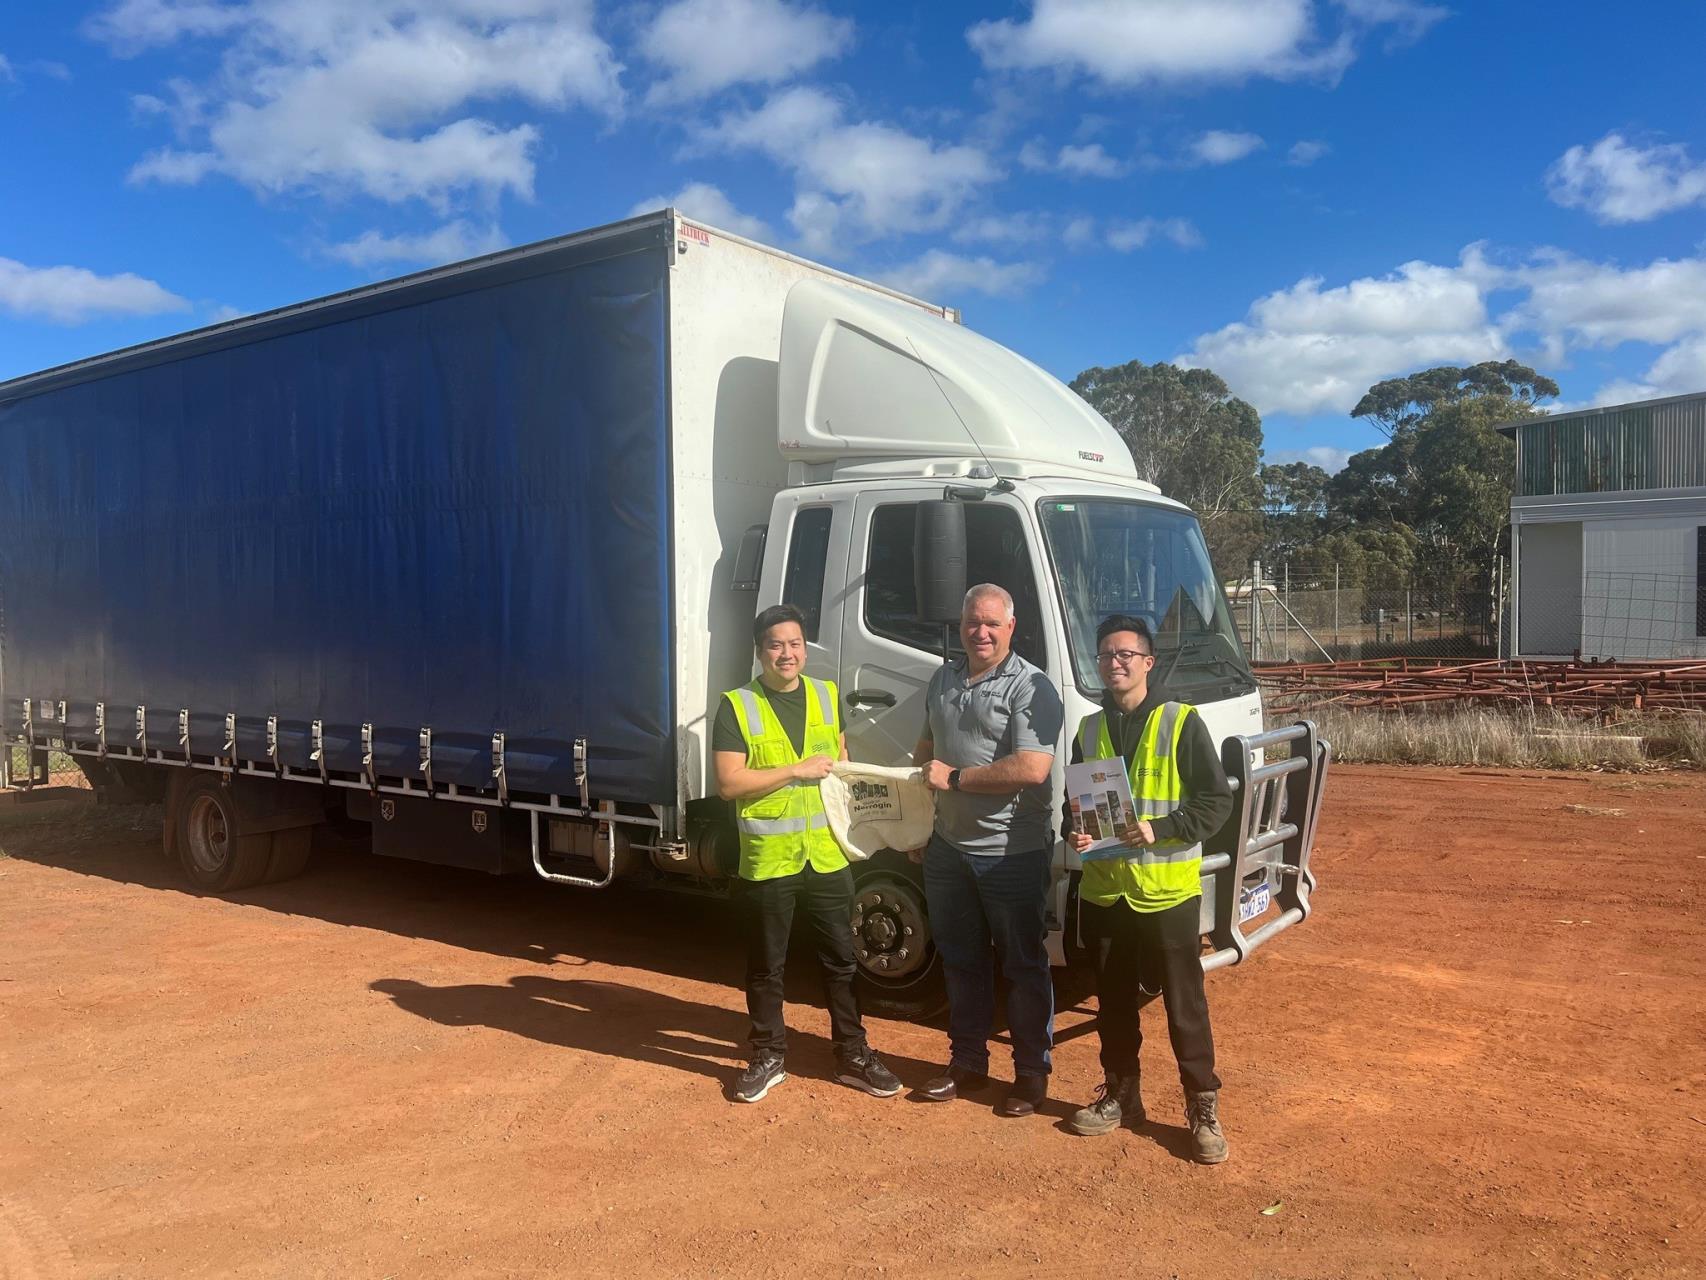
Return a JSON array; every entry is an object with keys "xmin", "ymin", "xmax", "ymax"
[{"xmin": 1493, "ymin": 388, "xmax": 1706, "ymax": 436}]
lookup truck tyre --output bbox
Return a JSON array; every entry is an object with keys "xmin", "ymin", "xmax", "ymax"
[
  {"xmin": 265, "ymin": 827, "xmax": 313, "ymax": 883},
  {"xmin": 173, "ymin": 774, "xmax": 274, "ymax": 893},
  {"xmin": 850, "ymin": 858, "xmax": 947, "ymax": 1021}
]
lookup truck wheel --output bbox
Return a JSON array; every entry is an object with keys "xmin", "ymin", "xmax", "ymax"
[
  {"xmin": 174, "ymin": 775, "xmax": 274, "ymax": 893},
  {"xmin": 265, "ymin": 827, "xmax": 313, "ymax": 882},
  {"xmin": 851, "ymin": 860, "xmax": 947, "ymax": 1021}
]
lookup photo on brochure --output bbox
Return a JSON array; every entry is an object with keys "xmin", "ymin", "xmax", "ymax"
[{"xmin": 1065, "ymin": 759, "xmax": 1141, "ymax": 853}]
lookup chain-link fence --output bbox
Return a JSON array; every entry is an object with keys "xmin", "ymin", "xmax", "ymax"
[
  {"xmin": 4, "ymin": 745, "xmax": 90, "ymax": 791},
  {"xmin": 1239, "ymin": 552, "xmax": 1706, "ymax": 664},
  {"xmin": 1514, "ymin": 563, "xmax": 1706, "ymax": 661},
  {"xmin": 1229, "ymin": 558, "xmax": 1507, "ymax": 662}
]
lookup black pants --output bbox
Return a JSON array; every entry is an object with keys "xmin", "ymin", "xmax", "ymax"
[
  {"xmin": 1085, "ymin": 895, "xmax": 1220, "ymax": 1094},
  {"xmin": 740, "ymin": 864, "xmax": 866, "ymax": 1060}
]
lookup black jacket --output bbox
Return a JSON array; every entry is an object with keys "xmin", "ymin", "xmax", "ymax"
[{"xmin": 1061, "ymin": 687, "xmax": 1234, "ymax": 846}]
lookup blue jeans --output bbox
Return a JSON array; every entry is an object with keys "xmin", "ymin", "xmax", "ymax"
[{"xmin": 922, "ymin": 835, "xmax": 1054, "ymax": 1077}]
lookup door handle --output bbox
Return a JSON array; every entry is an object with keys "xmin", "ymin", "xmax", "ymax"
[{"xmin": 846, "ymin": 688, "xmax": 897, "ymax": 708}]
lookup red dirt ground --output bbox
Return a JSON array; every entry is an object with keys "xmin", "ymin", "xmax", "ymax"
[{"xmin": 1, "ymin": 764, "xmax": 1703, "ymax": 1279}]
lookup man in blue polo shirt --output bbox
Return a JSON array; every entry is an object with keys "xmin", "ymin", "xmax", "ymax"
[{"xmin": 911, "ymin": 583, "xmax": 1064, "ymax": 1117}]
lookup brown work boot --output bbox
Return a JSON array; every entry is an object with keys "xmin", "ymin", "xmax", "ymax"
[
  {"xmin": 1184, "ymin": 1089, "xmax": 1228, "ymax": 1164},
  {"xmin": 915, "ymin": 1064, "xmax": 991, "ymax": 1102},
  {"xmin": 996, "ymin": 1073, "xmax": 1047, "ymax": 1118},
  {"xmin": 1068, "ymin": 1072, "xmax": 1144, "ymax": 1136}
]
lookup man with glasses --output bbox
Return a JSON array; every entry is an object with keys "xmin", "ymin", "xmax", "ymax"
[{"xmin": 1062, "ymin": 614, "xmax": 1234, "ymax": 1163}]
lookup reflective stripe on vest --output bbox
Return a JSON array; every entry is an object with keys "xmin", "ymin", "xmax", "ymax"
[
  {"xmin": 726, "ymin": 676, "xmax": 847, "ymax": 882},
  {"xmin": 737, "ymin": 811, "xmax": 833, "ymax": 837},
  {"xmin": 1076, "ymin": 701, "xmax": 1204, "ymax": 909}
]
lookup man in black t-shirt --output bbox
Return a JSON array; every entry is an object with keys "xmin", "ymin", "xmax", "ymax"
[{"xmin": 712, "ymin": 603, "xmax": 900, "ymax": 1104}]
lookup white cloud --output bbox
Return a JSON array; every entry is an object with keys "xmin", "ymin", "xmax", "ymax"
[
  {"xmin": 324, "ymin": 219, "xmax": 508, "ymax": 268},
  {"xmin": 1017, "ymin": 139, "xmax": 1051, "ymax": 171},
  {"xmin": 129, "ymin": 148, "xmax": 219, "ymax": 184},
  {"xmin": 701, "ymin": 87, "xmax": 999, "ymax": 251},
  {"xmin": 1057, "ymin": 143, "xmax": 1126, "ymax": 177},
  {"xmin": 1181, "ymin": 251, "xmax": 1508, "ymax": 416},
  {"xmin": 1106, "ymin": 217, "xmax": 1202, "ymax": 251},
  {"xmin": 1546, "ymin": 132, "xmax": 1706, "ymax": 225},
  {"xmin": 1335, "ymin": 0, "xmax": 1447, "ymax": 42},
  {"xmin": 629, "ymin": 181, "xmax": 771, "ymax": 239},
  {"xmin": 0, "ymin": 53, "xmax": 12, "ymax": 82},
  {"xmin": 1287, "ymin": 138, "xmax": 1329, "ymax": 165},
  {"xmin": 1189, "ymin": 129, "xmax": 1264, "ymax": 165},
  {"xmin": 86, "ymin": 0, "xmax": 249, "ymax": 51},
  {"xmin": 1641, "ymin": 337, "xmax": 1706, "ymax": 396},
  {"xmin": 1267, "ymin": 445, "xmax": 1352, "ymax": 473},
  {"xmin": 1019, "ymin": 138, "xmax": 1126, "ymax": 177},
  {"xmin": 968, "ymin": 0, "xmax": 1367, "ymax": 88},
  {"xmin": 1509, "ymin": 251, "xmax": 1706, "ymax": 349},
  {"xmin": 0, "ymin": 256, "xmax": 190, "ymax": 324},
  {"xmin": 1061, "ymin": 215, "xmax": 1098, "ymax": 251},
  {"xmin": 1570, "ymin": 340, "xmax": 1706, "ymax": 411},
  {"xmin": 1184, "ymin": 238, "xmax": 1706, "ymax": 419},
  {"xmin": 97, "ymin": 0, "xmax": 624, "ymax": 208},
  {"xmin": 640, "ymin": 0, "xmax": 851, "ymax": 103},
  {"xmin": 951, "ymin": 211, "xmax": 1052, "ymax": 245},
  {"xmin": 876, "ymin": 249, "xmax": 1045, "ymax": 300}
]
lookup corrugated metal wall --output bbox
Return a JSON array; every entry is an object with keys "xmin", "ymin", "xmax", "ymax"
[{"xmin": 1517, "ymin": 396, "xmax": 1706, "ymax": 496}]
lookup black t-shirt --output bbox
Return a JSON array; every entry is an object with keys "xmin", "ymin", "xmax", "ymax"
[{"xmin": 712, "ymin": 681, "xmax": 810, "ymax": 757}]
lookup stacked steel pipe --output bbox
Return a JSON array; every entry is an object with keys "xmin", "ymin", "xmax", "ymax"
[{"xmin": 1256, "ymin": 657, "xmax": 1706, "ymax": 712}]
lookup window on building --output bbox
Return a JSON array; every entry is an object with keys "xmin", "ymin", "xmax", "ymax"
[
  {"xmin": 864, "ymin": 503, "xmax": 1045, "ymax": 664},
  {"xmin": 782, "ymin": 507, "xmax": 834, "ymax": 642},
  {"xmin": 1697, "ymin": 526, "xmax": 1705, "ymax": 637}
]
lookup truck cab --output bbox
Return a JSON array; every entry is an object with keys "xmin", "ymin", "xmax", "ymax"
[{"xmin": 725, "ymin": 278, "xmax": 1296, "ymax": 1014}]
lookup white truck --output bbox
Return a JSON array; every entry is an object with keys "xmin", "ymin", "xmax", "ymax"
[{"xmin": 0, "ymin": 210, "xmax": 1327, "ymax": 1017}]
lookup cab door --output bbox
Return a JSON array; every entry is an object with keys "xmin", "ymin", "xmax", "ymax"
[{"xmin": 838, "ymin": 489, "xmax": 1052, "ymax": 767}]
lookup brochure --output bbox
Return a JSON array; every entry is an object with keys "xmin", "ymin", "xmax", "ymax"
[{"xmin": 1064, "ymin": 758, "xmax": 1141, "ymax": 853}]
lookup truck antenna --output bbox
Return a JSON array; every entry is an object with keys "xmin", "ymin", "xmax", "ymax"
[{"xmin": 905, "ymin": 335, "xmax": 1014, "ymax": 493}]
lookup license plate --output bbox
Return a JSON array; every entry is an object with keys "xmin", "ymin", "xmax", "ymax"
[{"xmin": 1238, "ymin": 883, "xmax": 1271, "ymax": 923}]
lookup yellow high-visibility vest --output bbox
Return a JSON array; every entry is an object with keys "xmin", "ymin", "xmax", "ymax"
[
  {"xmin": 1076, "ymin": 701, "xmax": 1203, "ymax": 913},
  {"xmin": 725, "ymin": 677, "xmax": 847, "ymax": 882}
]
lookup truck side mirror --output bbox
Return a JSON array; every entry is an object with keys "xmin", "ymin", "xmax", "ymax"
[{"xmin": 914, "ymin": 500, "xmax": 967, "ymax": 624}]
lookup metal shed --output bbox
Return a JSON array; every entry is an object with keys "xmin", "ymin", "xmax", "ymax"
[{"xmin": 1499, "ymin": 392, "xmax": 1706, "ymax": 659}]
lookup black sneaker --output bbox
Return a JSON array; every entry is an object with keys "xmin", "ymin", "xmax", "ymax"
[
  {"xmin": 835, "ymin": 1048, "xmax": 902, "ymax": 1098},
  {"xmin": 731, "ymin": 1055, "xmax": 786, "ymax": 1104}
]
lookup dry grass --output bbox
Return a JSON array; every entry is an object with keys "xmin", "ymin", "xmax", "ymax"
[{"xmin": 1285, "ymin": 704, "xmax": 1706, "ymax": 771}]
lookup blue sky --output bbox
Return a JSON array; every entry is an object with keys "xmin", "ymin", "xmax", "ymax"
[{"xmin": 6, "ymin": 0, "xmax": 1706, "ymax": 470}]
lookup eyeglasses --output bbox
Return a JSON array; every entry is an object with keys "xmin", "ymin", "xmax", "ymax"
[{"xmin": 1096, "ymin": 649, "xmax": 1152, "ymax": 665}]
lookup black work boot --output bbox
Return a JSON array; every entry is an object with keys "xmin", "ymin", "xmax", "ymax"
[
  {"xmin": 1068, "ymin": 1072, "xmax": 1144, "ymax": 1136},
  {"xmin": 1184, "ymin": 1089, "xmax": 1228, "ymax": 1164}
]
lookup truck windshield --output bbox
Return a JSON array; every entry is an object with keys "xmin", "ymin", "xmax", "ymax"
[{"xmin": 1038, "ymin": 498, "xmax": 1256, "ymax": 703}]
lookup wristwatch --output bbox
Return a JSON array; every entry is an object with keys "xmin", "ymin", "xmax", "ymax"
[{"xmin": 948, "ymin": 768, "xmax": 962, "ymax": 791}]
